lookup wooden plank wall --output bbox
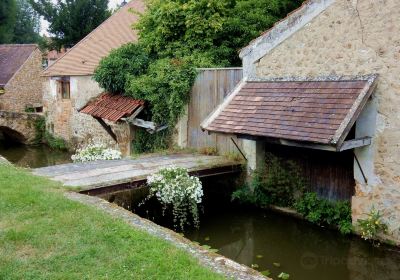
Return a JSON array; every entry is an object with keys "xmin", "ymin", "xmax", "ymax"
[
  {"xmin": 265, "ymin": 143, "xmax": 355, "ymax": 201},
  {"xmin": 187, "ymin": 68, "xmax": 243, "ymax": 155}
]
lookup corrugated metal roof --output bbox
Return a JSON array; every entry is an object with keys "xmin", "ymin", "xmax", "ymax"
[
  {"xmin": 80, "ymin": 93, "xmax": 144, "ymax": 122},
  {"xmin": 42, "ymin": 0, "xmax": 145, "ymax": 77},
  {"xmin": 202, "ymin": 75, "xmax": 378, "ymax": 146},
  {"xmin": 0, "ymin": 44, "xmax": 38, "ymax": 86}
]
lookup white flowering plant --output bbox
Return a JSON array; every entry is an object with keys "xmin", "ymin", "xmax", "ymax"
[
  {"xmin": 146, "ymin": 166, "xmax": 203, "ymax": 231},
  {"xmin": 71, "ymin": 143, "xmax": 122, "ymax": 162}
]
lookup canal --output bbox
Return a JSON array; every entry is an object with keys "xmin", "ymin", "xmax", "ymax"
[
  {"xmin": 0, "ymin": 140, "xmax": 72, "ymax": 168},
  {"xmin": 100, "ymin": 177, "xmax": 400, "ymax": 280}
]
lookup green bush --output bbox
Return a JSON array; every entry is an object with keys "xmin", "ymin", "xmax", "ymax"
[
  {"xmin": 93, "ymin": 43, "xmax": 151, "ymax": 93},
  {"xmin": 232, "ymin": 155, "xmax": 306, "ymax": 207},
  {"xmin": 44, "ymin": 131, "xmax": 68, "ymax": 150},
  {"xmin": 127, "ymin": 57, "xmax": 197, "ymax": 127},
  {"xmin": 294, "ymin": 192, "xmax": 353, "ymax": 235},
  {"xmin": 33, "ymin": 117, "xmax": 45, "ymax": 145}
]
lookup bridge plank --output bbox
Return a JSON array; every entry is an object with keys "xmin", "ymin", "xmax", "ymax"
[{"xmin": 33, "ymin": 154, "xmax": 242, "ymax": 191}]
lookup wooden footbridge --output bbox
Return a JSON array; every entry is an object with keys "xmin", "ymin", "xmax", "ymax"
[{"xmin": 33, "ymin": 154, "xmax": 242, "ymax": 195}]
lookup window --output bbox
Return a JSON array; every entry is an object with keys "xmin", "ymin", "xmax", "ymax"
[
  {"xmin": 58, "ymin": 78, "xmax": 70, "ymax": 99},
  {"xmin": 0, "ymin": 87, "xmax": 4, "ymax": 95}
]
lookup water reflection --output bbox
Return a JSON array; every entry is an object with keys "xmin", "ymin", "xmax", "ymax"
[
  {"xmin": 0, "ymin": 141, "xmax": 72, "ymax": 168},
  {"xmin": 103, "ymin": 184, "xmax": 400, "ymax": 280}
]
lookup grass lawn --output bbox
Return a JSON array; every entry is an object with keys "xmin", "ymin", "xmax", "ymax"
[{"xmin": 0, "ymin": 164, "xmax": 225, "ymax": 280}]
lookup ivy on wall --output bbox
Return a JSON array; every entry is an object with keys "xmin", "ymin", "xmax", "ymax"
[{"xmin": 94, "ymin": 0, "xmax": 303, "ymax": 153}]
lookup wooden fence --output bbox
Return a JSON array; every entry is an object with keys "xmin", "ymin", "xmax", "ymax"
[{"xmin": 184, "ymin": 68, "xmax": 243, "ymax": 155}]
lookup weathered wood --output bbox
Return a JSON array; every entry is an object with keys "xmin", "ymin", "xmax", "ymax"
[
  {"xmin": 33, "ymin": 154, "xmax": 242, "ymax": 192},
  {"xmin": 334, "ymin": 76, "xmax": 378, "ymax": 147},
  {"xmin": 94, "ymin": 117, "xmax": 117, "ymax": 142},
  {"xmin": 339, "ymin": 137, "xmax": 371, "ymax": 151},
  {"xmin": 129, "ymin": 118, "xmax": 156, "ymax": 130},
  {"xmin": 188, "ymin": 68, "xmax": 244, "ymax": 154},
  {"xmin": 265, "ymin": 143, "xmax": 355, "ymax": 201}
]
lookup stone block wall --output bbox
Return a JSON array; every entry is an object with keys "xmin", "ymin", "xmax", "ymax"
[
  {"xmin": 43, "ymin": 75, "xmax": 133, "ymax": 155},
  {"xmin": 252, "ymin": 0, "xmax": 400, "ymax": 242},
  {"xmin": 0, "ymin": 49, "xmax": 44, "ymax": 112}
]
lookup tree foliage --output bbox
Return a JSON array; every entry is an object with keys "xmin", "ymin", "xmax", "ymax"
[
  {"xmin": 93, "ymin": 43, "xmax": 151, "ymax": 93},
  {"xmin": 0, "ymin": 0, "xmax": 42, "ymax": 44},
  {"xmin": 29, "ymin": 0, "xmax": 110, "ymax": 49},
  {"xmin": 136, "ymin": 0, "xmax": 303, "ymax": 66},
  {"xmin": 13, "ymin": 0, "xmax": 41, "ymax": 44},
  {"xmin": 94, "ymin": 0, "xmax": 303, "ymax": 152},
  {"xmin": 0, "ymin": 0, "xmax": 17, "ymax": 43}
]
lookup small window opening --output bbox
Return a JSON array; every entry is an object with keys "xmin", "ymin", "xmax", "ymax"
[{"xmin": 58, "ymin": 78, "xmax": 70, "ymax": 99}]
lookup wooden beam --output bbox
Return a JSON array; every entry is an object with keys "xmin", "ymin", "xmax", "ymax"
[
  {"xmin": 334, "ymin": 76, "xmax": 378, "ymax": 148},
  {"xmin": 126, "ymin": 105, "xmax": 144, "ymax": 122},
  {"xmin": 339, "ymin": 137, "xmax": 371, "ymax": 152},
  {"xmin": 94, "ymin": 117, "xmax": 117, "ymax": 142},
  {"xmin": 130, "ymin": 118, "xmax": 157, "ymax": 130}
]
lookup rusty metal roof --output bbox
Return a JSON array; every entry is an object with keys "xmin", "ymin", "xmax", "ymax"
[
  {"xmin": 80, "ymin": 93, "xmax": 144, "ymax": 122},
  {"xmin": 202, "ymin": 75, "xmax": 378, "ymax": 146},
  {"xmin": 0, "ymin": 44, "xmax": 38, "ymax": 86},
  {"xmin": 42, "ymin": 0, "xmax": 145, "ymax": 77}
]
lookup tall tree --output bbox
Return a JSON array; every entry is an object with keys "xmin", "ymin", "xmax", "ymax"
[
  {"xmin": 13, "ymin": 0, "xmax": 41, "ymax": 44},
  {"xmin": 0, "ymin": 0, "xmax": 17, "ymax": 43},
  {"xmin": 29, "ymin": 0, "xmax": 110, "ymax": 49}
]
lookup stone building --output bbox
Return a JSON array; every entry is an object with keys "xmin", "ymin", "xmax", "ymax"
[
  {"xmin": 0, "ymin": 44, "xmax": 44, "ymax": 112},
  {"xmin": 202, "ymin": 0, "xmax": 400, "ymax": 243},
  {"xmin": 42, "ymin": 0, "xmax": 145, "ymax": 155}
]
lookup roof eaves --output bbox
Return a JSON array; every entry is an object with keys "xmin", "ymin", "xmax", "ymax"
[
  {"xmin": 331, "ymin": 74, "xmax": 378, "ymax": 147},
  {"xmin": 239, "ymin": 0, "xmax": 334, "ymax": 63},
  {"xmin": 4, "ymin": 45, "xmax": 39, "ymax": 87}
]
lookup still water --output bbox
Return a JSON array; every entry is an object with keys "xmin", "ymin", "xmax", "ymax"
[
  {"xmin": 101, "ymin": 180, "xmax": 400, "ymax": 280},
  {"xmin": 0, "ymin": 141, "xmax": 72, "ymax": 168}
]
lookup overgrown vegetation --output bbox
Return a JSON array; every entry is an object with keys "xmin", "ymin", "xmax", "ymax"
[
  {"xmin": 357, "ymin": 208, "xmax": 389, "ymax": 245},
  {"xmin": 232, "ymin": 154, "xmax": 353, "ymax": 235},
  {"xmin": 33, "ymin": 116, "xmax": 45, "ymax": 145},
  {"xmin": 94, "ymin": 0, "xmax": 303, "ymax": 153},
  {"xmin": 0, "ymin": 164, "xmax": 223, "ymax": 279},
  {"xmin": 44, "ymin": 131, "xmax": 67, "ymax": 150},
  {"xmin": 294, "ymin": 192, "xmax": 353, "ymax": 235},
  {"xmin": 33, "ymin": 117, "xmax": 68, "ymax": 150}
]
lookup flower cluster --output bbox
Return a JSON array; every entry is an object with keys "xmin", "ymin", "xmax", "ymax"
[
  {"xmin": 147, "ymin": 166, "xmax": 203, "ymax": 231},
  {"xmin": 357, "ymin": 208, "xmax": 388, "ymax": 245},
  {"xmin": 71, "ymin": 143, "xmax": 122, "ymax": 163}
]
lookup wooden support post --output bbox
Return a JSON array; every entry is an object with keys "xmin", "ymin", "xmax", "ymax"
[
  {"xmin": 339, "ymin": 137, "xmax": 371, "ymax": 151},
  {"xmin": 94, "ymin": 117, "xmax": 117, "ymax": 142}
]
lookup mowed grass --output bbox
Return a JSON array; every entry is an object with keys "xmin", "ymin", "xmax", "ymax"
[{"xmin": 0, "ymin": 164, "xmax": 225, "ymax": 280}]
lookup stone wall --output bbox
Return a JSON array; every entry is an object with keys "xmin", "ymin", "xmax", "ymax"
[
  {"xmin": 0, "ymin": 110, "xmax": 44, "ymax": 144},
  {"xmin": 43, "ymin": 75, "xmax": 133, "ymax": 154},
  {"xmin": 0, "ymin": 49, "xmax": 44, "ymax": 112},
  {"xmin": 252, "ymin": 0, "xmax": 400, "ymax": 242}
]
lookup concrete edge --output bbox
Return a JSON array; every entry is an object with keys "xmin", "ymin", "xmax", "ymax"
[
  {"xmin": 0, "ymin": 155, "xmax": 10, "ymax": 165},
  {"xmin": 65, "ymin": 192, "xmax": 269, "ymax": 280}
]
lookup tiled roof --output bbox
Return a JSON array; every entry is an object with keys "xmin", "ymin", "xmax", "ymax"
[
  {"xmin": 0, "ymin": 44, "xmax": 38, "ymax": 86},
  {"xmin": 202, "ymin": 75, "xmax": 378, "ymax": 146},
  {"xmin": 43, "ymin": 0, "xmax": 145, "ymax": 77},
  {"xmin": 80, "ymin": 93, "xmax": 144, "ymax": 122}
]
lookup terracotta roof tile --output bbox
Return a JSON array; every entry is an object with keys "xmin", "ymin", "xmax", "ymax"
[
  {"xmin": 43, "ymin": 0, "xmax": 145, "ymax": 77},
  {"xmin": 80, "ymin": 93, "xmax": 144, "ymax": 122},
  {"xmin": 202, "ymin": 75, "xmax": 378, "ymax": 146},
  {"xmin": 0, "ymin": 44, "xmax": 38, "ymax": 86}
]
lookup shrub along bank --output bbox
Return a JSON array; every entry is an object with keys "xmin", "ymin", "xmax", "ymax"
[
  {"xmin": 0, "ymin": 164, "xmax": 224, "ymax": 279},
  {"xmin": 232, "ymin": 154, "xmax": 353, "ymax": 235}
]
